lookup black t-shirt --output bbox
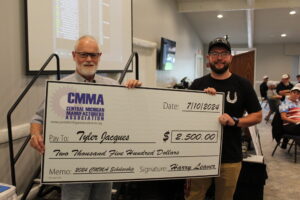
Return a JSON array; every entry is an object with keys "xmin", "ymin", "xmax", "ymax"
[
  {"xmin": 276, "ymin": 82, "xmax": 294, "ymax": 101},
  {"xmin": 189, "ymin": 74, "xmax": 261, "ymax": 163},
  {"xmin": 259, "ymin": 82, "xmax": 268, "ymax": 98}
]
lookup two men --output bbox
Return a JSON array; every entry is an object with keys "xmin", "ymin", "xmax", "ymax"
[
  {"xmin": 31, "ymin": 36, "xmax": 262, "ymax": 200},
  {"xmin": 30, "ymin": 35, "xmax": 141, "ymax": 200},
  {"xmin": 187, "ymin": 37, "xmax": 262, "ymax": 200}
]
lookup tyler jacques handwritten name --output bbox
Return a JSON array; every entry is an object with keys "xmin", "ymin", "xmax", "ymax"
[{"xmin": 77, "ymin": 130, "xmax": 129, "ymax": 143}]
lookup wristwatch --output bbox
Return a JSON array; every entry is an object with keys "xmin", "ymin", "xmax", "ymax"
[{"xmin": 232, "ymin": 117, "xmax": 239, "ymax": 127}]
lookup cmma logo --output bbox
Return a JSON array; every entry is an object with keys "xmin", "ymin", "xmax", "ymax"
[{"xmin": 67, "ymin": 92, "xmax": 104, "ymax": 105}]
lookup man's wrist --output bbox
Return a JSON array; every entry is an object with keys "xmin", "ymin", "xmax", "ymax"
[{"xmin": 232, "ymin": 117, "xmax": 239, "ymax": 127}]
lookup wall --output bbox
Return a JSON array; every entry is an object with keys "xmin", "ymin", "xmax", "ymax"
[
  {"xmin": 0, "ymin": 0, "xmax": 47, "ymax": 195},
  {"xmin": 254, "ymin": 44, "xmax": 299, "ymax": 95},
  {"xmin": 256, "ymin": 44, "xmax": 296, "ymax": 81},
  {"xmin": 133, "ymin": 38, "xmax": 158, "ymax": 87},
  {"xmin": 0, "ymin": 0, "xmax": 49, "ymax": 130},
  {"xmin": 133, "ymin": 0, "xmax": 204, "ymax": 88}
]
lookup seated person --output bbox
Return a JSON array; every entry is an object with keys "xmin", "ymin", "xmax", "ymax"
[
  {"xmin": 276, "ymin": 74, "xmax": 294, "ymax": 101},
  {"xmin": 278, "ymin": 85, "xmax": 300, "ymax": 148},
  {"xmin": 265, "ymin": 82, "xmax": 282, "ymax": 122}
]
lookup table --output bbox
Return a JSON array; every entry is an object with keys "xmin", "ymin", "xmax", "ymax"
[
  {"xmin": 234, "ymin": 160, "xmax": 268, "ymax": 200},
  {"xmin": 0, "ymin": 183, "xmax": 17, "ymax": 200}
]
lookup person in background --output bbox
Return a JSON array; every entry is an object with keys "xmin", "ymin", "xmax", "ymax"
[
  {"xmin": 276, "ymin": 74, "xmax": 294, "ymax": 101},
  {"xmin": 186, "ymin": 37, "xmax": 262, "ymax": 200},
  {"xmin": 259, "ymin": 75, "xmax": 269, "ymax": 101},
  {"xmin": 264, "ymin": 81, "xmax": 282, "ymax": 122},
  {"xmin": 295, "ymin": 83, "xmax": 300, "ymax": 100},
  {"xmin": 30, "ymin": 35, "xmax": 141, "ymax": 200},
  {"xmin": 279, "ymin": 85, "xmax": 300, "ymax": 149},
  {"xmin": 296, "ymin": 74, "xmax": 300, "ymax": 83}
]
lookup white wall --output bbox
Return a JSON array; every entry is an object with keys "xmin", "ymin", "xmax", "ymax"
[
  {"xmin": 0, "ymin": 0, "xmax": 47, "ymax": 194},
  {"xmin": 133, "ymin": 0, "xmax": 204, "ymax": 87},
  {"xmin": 0, "ymin": 0, "xmax": 48, "ymax": 130},
  {"xmin": 254, "ymin": 44, "xmax": 299, "ymax": 95},
  {"xmin": 256, "ymin": 44, "xmax": 296, "ymax": 81}
]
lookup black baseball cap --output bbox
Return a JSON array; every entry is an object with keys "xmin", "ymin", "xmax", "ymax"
[{"xmin": 208, "ymin": 37, "xmax": 231, "ymax": 53}]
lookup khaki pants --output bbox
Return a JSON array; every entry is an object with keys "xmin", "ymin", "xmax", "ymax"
[{"xmin": 187, "ymin": 162, "xmax": 242, "ymax": 200}]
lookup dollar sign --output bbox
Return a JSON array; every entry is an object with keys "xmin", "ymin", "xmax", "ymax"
[{"xmin": 163, "ymin": 131, "xmax": 170, "ymax": 142}]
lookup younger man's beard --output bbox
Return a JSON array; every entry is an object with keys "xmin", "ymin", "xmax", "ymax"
[{"xmin": 209, "ymin": 63, "xmax": 230, "ymax": 74}]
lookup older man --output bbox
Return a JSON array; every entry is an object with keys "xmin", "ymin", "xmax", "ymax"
[
  {"xmin": 279, "ymin": 85, "xmax": 300, "ymax": 148},
  {"xmin": 187, "ymin": 37, "xmax": 262, "ymax": 200},
  {"xmin": 276, "ymin": 74, "xmax": 294, "ymax": 101},
  {"xmin": 30, "ymin": 35, "xmax": 141, "ymax": 200}
]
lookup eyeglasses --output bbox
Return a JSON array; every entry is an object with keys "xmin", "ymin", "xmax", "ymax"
[
  {"xmin": 75, "ymin": 52, "xmax": 102, "ymax": 59},
  {"xmin": 209, "ymin": 52, "xmax": 231, "ymax": 58}
]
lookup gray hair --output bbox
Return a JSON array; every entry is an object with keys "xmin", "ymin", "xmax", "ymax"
[{"xmin": 74, "ymin": 35, "xmax": 99, "ymax": 51}]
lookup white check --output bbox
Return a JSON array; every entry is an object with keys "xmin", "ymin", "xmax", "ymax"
[{"xmin": 42, "ymin": 81, "xmax": 224, "ymax": 183}]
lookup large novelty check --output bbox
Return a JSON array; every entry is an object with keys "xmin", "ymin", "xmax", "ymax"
[{"xmin": 42, "ymin": 81, "xmax": 224, "ymax": 183}]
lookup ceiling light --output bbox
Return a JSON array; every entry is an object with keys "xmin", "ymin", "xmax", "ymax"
[
  {"xmin": 281, "ymin": 33, "xmax": 287, "ymax": 37},
  {"xmin": 217, "ymin": 14, "xmax": 223, "ymax": 19},
  {"xmin": 289, "ymin": 10, "xmax": 296, "ymax": 15}
]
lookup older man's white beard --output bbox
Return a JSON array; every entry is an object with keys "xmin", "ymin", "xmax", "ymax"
[{"xmin": 77, "ymin": 62, "xmax": 98, "ymax": 77}]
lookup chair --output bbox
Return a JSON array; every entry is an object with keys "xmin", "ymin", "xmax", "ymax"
[{"xmin": 271, "ymin": 111, "xmax": 300, "ymax": 163}]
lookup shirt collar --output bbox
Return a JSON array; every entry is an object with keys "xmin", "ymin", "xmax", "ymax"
[{"xmin": 74, "ymin": 72, "xmax": 96, "ymax": 83}]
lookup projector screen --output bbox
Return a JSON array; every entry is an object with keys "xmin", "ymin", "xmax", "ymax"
[{"xmin": 25, "ymin": 0, "xmax": 132, "ymax": 74}]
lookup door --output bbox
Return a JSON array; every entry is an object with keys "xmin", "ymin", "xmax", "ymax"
[{"xmin": 230, "ymin": 50, "xmax": 255, "ymax": 85}]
